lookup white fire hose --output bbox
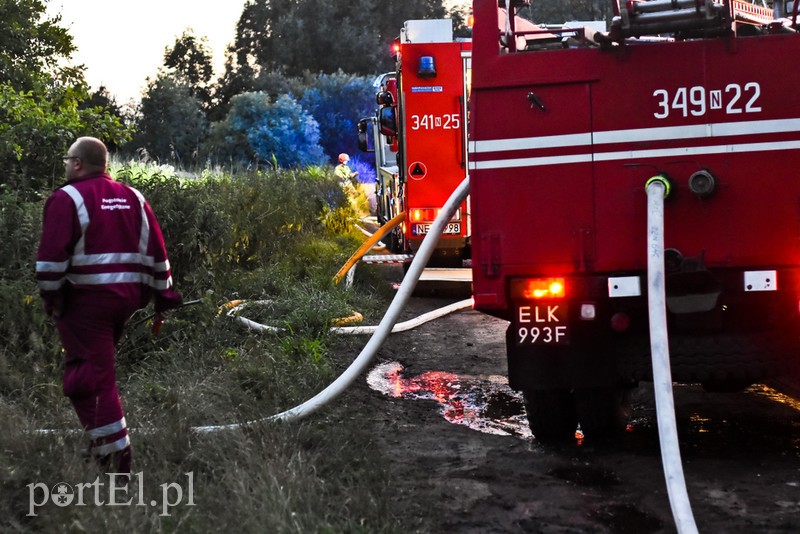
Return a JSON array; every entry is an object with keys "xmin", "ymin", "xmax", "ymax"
[
  {"xmin": 35, "ymin": 172, "xmax": 703, "ymax": 533},
  {"xmin": 194, "ymin": 176, "xmax": 471, "ymax": 432},
  {"xmin": 226, "ymin": 299, "xmax": 473, "ymax": 335},
  {"xmin": 646, "ymin": 176, "xmax": 699, "ymax": 534}
]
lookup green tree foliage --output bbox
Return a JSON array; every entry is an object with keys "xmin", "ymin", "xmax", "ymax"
[
  {"xmin": 0, "ymin": 82, "xmax": 130, "ymax": 193},
  {"xmin": 164, "ymin": 30, "xmax": 215, "ymax": 110},
  {"xmin": 80, "ymin": 85, "xmax": 127, "ymax": 148},
  {"xmin": 0, "ymin": 0, "xmax": 129, "ymax": 193},
  {"xmin": 132, "ymin": 75, "xmax": 208, "ymax": 167},
  {"xmin": 300, "ymin": 72, "xmax": 376, "ymax": 161},
  {"xmin": 211, "ymin": 67, "xmax": 306, "ymax": 123},
  {"xmin": 217, "ymin": 0, "xmax": 447, "ymax": 110},
  {"xmin": 0, "ymin": 0, "xmax": 75, "ymax": 91},
  {"xmin": 208, "ymin": 92, "xmax": 325, "ymax": 169}
]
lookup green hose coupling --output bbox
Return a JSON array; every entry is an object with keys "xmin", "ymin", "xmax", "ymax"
[{"xmin": 645, "ymin": 174, "xmax": 672, "ymax": 199}]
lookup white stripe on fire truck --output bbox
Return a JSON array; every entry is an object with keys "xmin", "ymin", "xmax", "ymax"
[
  {"xmin": 472, "ymin": 132, "xmax": 591, "ymax": 152},
  {"xmin": 471, "ymin": 153, "xmax": 592, "ymax": 170},
  {"xmin": 595, "ymin": 140, "xmax": 800, "ymax": 162},
  {"xmin": 470, "ymin": 140, "xmax": 800, "ymax": 170},
  {"xmin": 594, "ymin": 118, "xmax": 800, "ymax": 145},
  {"xmin": 470, "ymin": 117, "xmax": 800, "ymax": 154}
]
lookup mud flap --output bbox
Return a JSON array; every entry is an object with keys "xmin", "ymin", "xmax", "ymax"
[{"xmin": 505, "ymin": 324, "xmax": 620, "ymax": 391}]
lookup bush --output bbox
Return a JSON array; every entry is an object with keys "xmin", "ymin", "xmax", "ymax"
[
  {"xmin": 207, "ymin": 92, "xmax": 326, "ymax": 169},
  {"xmin": 0, "ymin": 82, "xmax": 130, "ymax": 195},
  {"xmin": 0, "ymin": 161, "xmax": 407, "ymax": 532},
  {"xmin": 300, "ymin": 72, "xmax": 377, "ymax": 161}
]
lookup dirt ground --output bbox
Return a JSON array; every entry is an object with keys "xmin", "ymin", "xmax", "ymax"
[{"xmin": 341, "ymin": 287, "xmax": 800, "ymax": 533}]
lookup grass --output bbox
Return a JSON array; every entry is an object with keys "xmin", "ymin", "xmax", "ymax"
[{"xmin": 0, "ymin": 161, "xmax": 419, "ymax": 533}]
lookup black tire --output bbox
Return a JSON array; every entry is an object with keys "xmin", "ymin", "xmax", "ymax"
[
  {"xmin": 523, "ymin": 389, "xmax": 578, "ymax": 442},
  {"xmin": 573, "ymin": 386, "xmax": 632, "ymax": 440},
  {"xmin": 388, "ymin": 226, "xmax": 404, "ymax": 254}
]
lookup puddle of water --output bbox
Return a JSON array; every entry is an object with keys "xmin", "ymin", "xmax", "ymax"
[
  {"xmin": 749, "ymin": 384, "xmax": 800, "ymax": 412},
  {"xmin": 366, "ymin": 361, "xmax": 532, "ymax": 439}
]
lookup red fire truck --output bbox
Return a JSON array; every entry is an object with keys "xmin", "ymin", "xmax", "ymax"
[
  {"xmin": 359, "ymin": 20, "xmax": 471, "ymax": 266},
  {"xmin": 470, "ymin": 0, "xmax": 800, "ymax": 439}
]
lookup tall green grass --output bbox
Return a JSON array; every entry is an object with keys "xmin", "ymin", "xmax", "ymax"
[{"xmin": 0, "ymin": 162, "xmax": 416, "ymax": 532}]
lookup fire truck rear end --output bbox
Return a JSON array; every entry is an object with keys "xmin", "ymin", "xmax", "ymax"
[
  {"xmin": 361, "ymin": 20, "xmax": 471, "ymax": 266},
  {"xmin": 470, "ymin": 0, "xmax": 800, "ymax": 440}
]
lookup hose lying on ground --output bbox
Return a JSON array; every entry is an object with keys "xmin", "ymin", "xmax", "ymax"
[
  {"xmin": 194, "ymin": 176, "xmax": 470, "ymax": 432},
  {"xmin": 225, "ymin": 298, "xmax": 473, "ymax": 335}
]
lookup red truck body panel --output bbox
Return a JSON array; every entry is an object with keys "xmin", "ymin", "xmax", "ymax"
[
  {"xmin": 468, "ymin": 0, "xmax": 800, "ymax": 405},
  {"xmin": 471, "ymin": 6, "xmax": 800, "ymax": 314}
]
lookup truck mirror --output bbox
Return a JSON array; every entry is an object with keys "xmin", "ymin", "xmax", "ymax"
[
  {"xmin": 357, "ymin": 118, "xmax": 373, "ymax": 153},
  {"xmin": 377, "ymin": 90, "xmax": 394, "ymax": 106},
  {"xmin": 379, "ymin": 106, "xmax": 398, "ymax": 137}
]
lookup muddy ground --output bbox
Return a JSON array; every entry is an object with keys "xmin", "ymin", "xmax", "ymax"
[{"xmin": 338, "ymin": 281, "xmax": 800, "ymax": 533}]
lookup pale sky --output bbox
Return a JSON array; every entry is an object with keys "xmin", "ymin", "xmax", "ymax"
[{"xmin": 46, "ymin": 0, "xmax": 248, "ymax": 105}]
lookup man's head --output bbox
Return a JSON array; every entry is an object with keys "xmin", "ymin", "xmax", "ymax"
[
  {"xmin": 63, "ymin": 137, "xmax": 108, "ymax": 181},
  {"xmin": 338, "ymin": 153, "xmax": 350, "ymax": 164}
]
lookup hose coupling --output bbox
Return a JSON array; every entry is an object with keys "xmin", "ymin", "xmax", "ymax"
[{"xmin": 645, "ymin": 174, "xmax": 672, "ymax": 199}]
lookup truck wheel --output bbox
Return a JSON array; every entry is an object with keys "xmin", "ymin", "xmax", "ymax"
[
  {"xmin": 388, "ymin": 227, "xmax": 404, "ymax": 254},
  {"xmin": 523, "ymin": 389, "xmax": 578, "ymax": 442},
  {"xmin": 573, "ymin": 387, "xmax": 631, "ymax": 440}
]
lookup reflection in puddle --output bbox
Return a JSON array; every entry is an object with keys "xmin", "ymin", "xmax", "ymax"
[
  {"xmin": 749, "ymin": 384, "xmax": 800, "ymax": 412},
  {"xmin": 367, "ymin": 361, "xmax": 532, "ymax": 439}
]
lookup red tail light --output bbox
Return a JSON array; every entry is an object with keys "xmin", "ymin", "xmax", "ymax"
[{"xmin": 511, "ymin": 278, "xmax": 566, "ymax": 300}]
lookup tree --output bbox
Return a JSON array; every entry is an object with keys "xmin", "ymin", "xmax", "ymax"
[
  {"xmin": 208, "ymin": 92, "xmax": 325, "ymax": 169},
  {"xmin": 210, "ymin": 66, "xmax": 305, "ymax": 123},
  {"xmin": 216, "ymin": 0, "xmax": 447, "ymax": 107},
  {"xmin": 132, "ymin": 75, "xmax": 208, "ymax": 167},
  {"xmin": 164, "ymin": 30, "xmax": 214, "ymax": 110},
  {"xmin": 0, "ymin": 0, "xmax": 129, "ymax": 193},
  {"xmin": 80, "ymin": 86, "xmax": 127, "ymax": 149},
  {"xmin": 300, "ymin": 72, "xmax": 376, "ymax": 161},
  {"xmin": 0, "ymin": 0, "xmax": 76, "ymax": 91},
  {"xmin": 0, "ymin": 81, "xmax": 130, "ymax": 193}
]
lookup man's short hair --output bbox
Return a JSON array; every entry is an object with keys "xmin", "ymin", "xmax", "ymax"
[{"xmin": 76, "ymin": 137, "xmax": 108, "ymax": 168}]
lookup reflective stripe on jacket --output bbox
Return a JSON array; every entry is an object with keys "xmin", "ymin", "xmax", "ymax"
[{"xmin": 35, "ymin": 173, "xmax": 181, "ymax": 311}]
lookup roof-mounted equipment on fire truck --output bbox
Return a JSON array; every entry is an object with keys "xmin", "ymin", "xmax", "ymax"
[{"xmin": 609, "ymin": 0, "xmax": 792, "ymax": 41}]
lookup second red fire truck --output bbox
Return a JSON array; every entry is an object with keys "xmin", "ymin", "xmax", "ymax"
[
  {"xmin": 470, "ymin": 0, "xmax": 800, "ymax": 440},
  {"xmin": 359, "ymin": 19, "xmax": 472, "ymax": 267}
]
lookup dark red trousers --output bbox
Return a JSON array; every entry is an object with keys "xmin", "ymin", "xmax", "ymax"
[{"xmin": 55, "ymin": 293, "xmax": 139, "ymax": 475}]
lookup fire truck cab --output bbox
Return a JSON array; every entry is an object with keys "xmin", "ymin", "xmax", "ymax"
[
  {"xmin": 470, "ymin": 0, "xmax": 800, "ymax": 440},
  {"xmin": 360, "ymin": 19, "xmax": 471, "ymax": 266}
]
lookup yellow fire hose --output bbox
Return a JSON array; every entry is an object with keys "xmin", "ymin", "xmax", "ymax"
[{"xmin": 333, "ymin": 211, "xmax": 405, "ymax": 284}]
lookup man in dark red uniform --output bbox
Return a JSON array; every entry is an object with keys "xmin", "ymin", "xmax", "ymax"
[{"xmin": 35, "ymin": 137, "xmax": 182, "ymax": 475}]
